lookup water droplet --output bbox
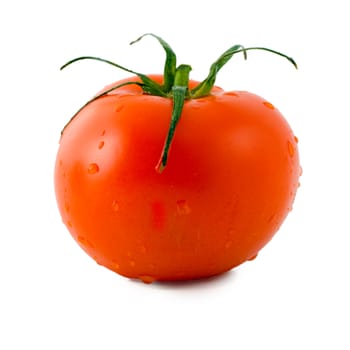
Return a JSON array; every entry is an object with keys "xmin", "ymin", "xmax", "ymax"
[
  {"xmin": 294, "ymin": 135, "xmax": 299, "ymax": 143},
  {"xmin": 228, "ymin": 229, "xmax": 237, "ymax": 238},
  {"xmin": 225, "ymin": 240, "xmax": 233, "ymax": 249},
  {"xmin": 77, "ymin": 235, "xmax": 95, "ymax": 248},
  {"xmin": 248, "ymin": 253, "xmax": 258, "ymax": 261},
  {"xmin": 92, "ymin": 256, "xmax": 105, "ymax": 266},
  {"xmin": 111, "ymin": 261, "xmax": 120, "ymax": 271},
  {"xmin": 224, "ymin": 91, "xmax": 239, "ymax": 97},
  {"xmin": 299, "ymin": 166, "xmax": 303, "ymax": 176},
  {"xmin": 263, "ymin": 101, "xmax": 275, "ymax": 110},
  {"xmin": 287, "ymin": 141, "xmax": 295, "ymax": 157},
  {"xmin": 176, "ymin": 199, "xmax": 191, "ymax": 215},
  {"xmin": 112, "ymin": 200, "xmax": 120, "ymax": 212},
  {"xmin": 129, "ymin": 260, "xmax": 136, "ymax": 267},
  {"xmin": 93, "ymin": 256, "xmax": 101, "ymax": 265},
  {"xmin": 64, "ymin": 201, "xmax": 70, "ymax": 213},
  {"xmin": 67, "ymin": 220, "xmax": 73, "ymax": 228},
  {"xmin": 139, "ymin": 275, "xmax": 155, "ymax": 284},
  {"xmin": 100, "ymin": 130, "xmax": 106, "ymax": 136},
  {"xmin": 115, "ymin": 104, "xmax": 124, "ymax": 112},
  {"xmin": 88, "ymin": 163, "xmax": 99, "ymax": 174},
  {"xmin": 98, "ymin": 141, "xmax": 104, "ymax": 149},
  {"xmin": 267, "ymin": 213, "xmax": 276, "ymax": 223}
]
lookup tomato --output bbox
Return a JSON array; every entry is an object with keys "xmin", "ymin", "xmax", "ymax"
[{"xmin": 55, "ymin": 34, "xmax": 300, "ymax": 282}]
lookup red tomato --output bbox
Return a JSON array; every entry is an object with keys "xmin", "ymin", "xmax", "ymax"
[{"xmin": 55, "ymin": 74, "xmax": 300, "ymax": 282}]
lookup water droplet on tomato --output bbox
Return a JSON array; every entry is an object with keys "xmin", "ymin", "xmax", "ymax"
[
  {"xmin": 294, "ymin": 135, "xmax": 299, "ymax": 143},
  {"xmin": 263, "ymin": 101, "xmax": 275, "ymax": 109},
  {"xmin": 64, "ymin": 201, "xmax": 70, "ymax": 213},
  {"xmin": 112, "ymin": 200, "xmax": 120, "ymax": 212},
  {"xmin": 299, "ymin": 166, "xmax": 303, "ymax": 176},
  {"xmin": 267, "ymin": 213, "xmax": 276, "ymax": 223},
  {"xmin": 111, "ymin": 261, "xmax": 120, "ymax": 271},
  {"xmin": 225, "ymin": 240, "xmax": 233, "ymax": 249},
  {"xmin": 129, "ymin": 260, "xmax": 136, "ymax": 267},
  {"xmin": 88, "ymin": 163, "xmax": 99, "ymax": 174},
  {"xmin": 77, "ymin": 235, "xmax": 95, "ymax": 248},
  {"xmin": 176, "ymin": 199, "xmax": 191, "ymax": 215},
  {"xmin": 115, "ymin": 104, "xmax": 124, "ymax": 112},
  {"xmin": 228, "ymin": 229, "xmax": 237, "ymax": 238},
  {"xmin": 67, "ymin": 220, "xmax": 73, "ymax": 228},
  {"xmin": 98, "ymin": 141, "xmax": 104, "ymax": 149},
  {"xmin": 287, "ymin": 141, "xmax": 295, "ymax": 157},
  {"xmin": 100, "ymin": 129, "xmax": 106, "ymax": 136},
  {"xmin": 248, "ymin": 253, "xmax": 258, "ymax": 261},
  {"xmin": 138, "ymin": 275, "xmax": 155, "ymax": 284},
  {"xmin": 224, "ymin": 91, "xmax": 239, "ymax": 97}
]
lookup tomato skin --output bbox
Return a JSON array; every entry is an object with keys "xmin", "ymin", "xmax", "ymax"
[{"xmin": 55, "ymin": 75, "xmax": 300, "ymax": 281}]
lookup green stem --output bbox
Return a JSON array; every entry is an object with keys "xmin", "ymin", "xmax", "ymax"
[{"xmin": 155, "ymin": 64, "xmax": 191, "ymax": 173}]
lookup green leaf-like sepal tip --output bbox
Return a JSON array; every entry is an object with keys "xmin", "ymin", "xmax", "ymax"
[
  {"xmin": 60, "ymin": 34, "xmax": 297, "ymax": 171},
  {"xmin": 130, "ymin": 33, "xmax": 177, "ymax": 93}
]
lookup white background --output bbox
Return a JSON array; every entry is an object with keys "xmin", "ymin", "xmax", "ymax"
[{"xmin": 1, "ymin": 0, "xmax": 349, "ymax": 349}]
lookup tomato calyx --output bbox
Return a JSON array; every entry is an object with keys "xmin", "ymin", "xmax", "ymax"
[{"xmin": 60, "ymin": 33, "xmax": 297, "ymax": 172}]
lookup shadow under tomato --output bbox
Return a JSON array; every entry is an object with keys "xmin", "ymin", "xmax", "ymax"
[{"xmin": 129, "ymin": 269, "xmax": 238, "ymax": 290}]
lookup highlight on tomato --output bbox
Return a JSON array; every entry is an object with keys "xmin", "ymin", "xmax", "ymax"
[{"xmin": 55, "ymin": 34, "xmax": 301, "ymax": 283}]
